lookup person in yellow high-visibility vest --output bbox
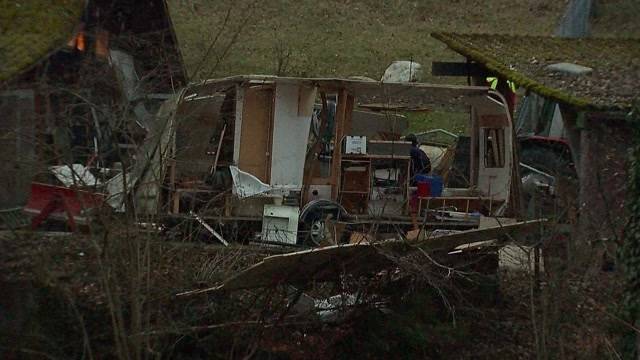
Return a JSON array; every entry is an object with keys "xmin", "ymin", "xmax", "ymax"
[
  {"xmin": 486, "ymin": 76, "xmax": 516, "ymax": 92},
  {"xmin": 487, "ymin": 76, "xmax": 517, "ymax": 114}
]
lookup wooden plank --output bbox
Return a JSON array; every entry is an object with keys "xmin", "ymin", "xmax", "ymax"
[
  {"xmin": 238, "ymin": 86, "xmax": 274, "ymax": 183},
  {"xmin": 367, "ymin": 140, "xmax": 412, "ymax": 156},
  {"xmin": 209, "ymin": 124, "xmax": 226, "ymax": 175},
  {"xmin": 419, "ymin": 196, "xmax": 504, "ymax": 201},
  {"xmin": 302, "ymin": 92, "xmax": 330, "ymax": 200},
  {"xmin": 358, "ymin": 103, "xmax": 431, "ymax": 112},
  {"xmin": 190, "ymin": 211, "xmax": 229, "ymax": 246},
  {"xmin": 201, "ymin": 219, "xmax": 545, "ymax": 292},
  {"xmin": 418, "ymin": 197, "xmax": 504, "ymax": 216},
  {"xmin": 409, "ymin": 219, "xmax": 545, "ymax": 250},
  {"xmin": 490, "ymin": 128, "xmax": 501, "ymax": 167},
  {"xmin": 331, "ymin": 89, "xmax": 348, "ymax": 200},
  {"xmin": 343, "ymin": 154, "xmax": 410, "ymax": 160},
  {"xmin": 340, "ymin": 156, "xmax": 370, "ymax": 214},
  {"xmin": 208, "ymin": 244, "xmax": 385, "ymax": 292}
]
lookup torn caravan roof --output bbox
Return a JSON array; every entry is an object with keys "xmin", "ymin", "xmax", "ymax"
[{"xmin": 183, "ymin": 75, "xmax": 497, "ymax": 111}]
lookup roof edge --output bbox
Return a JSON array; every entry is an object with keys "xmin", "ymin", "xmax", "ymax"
[
  {"xmin": 162, "ymin": 0, "xmax": 189, "ymax": 84},
  {"xmin": 431, "ymin": 32, "xmax": 628, "ymax": 112},
  {"xmin": 0, "ymin": 1, "xmax": 86, "ymax": 85}
]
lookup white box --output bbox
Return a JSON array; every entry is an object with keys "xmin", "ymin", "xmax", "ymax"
[
  {"xmin": 261, "ymin": 205, "xmax": 300, "ymax": 244},
  {"xmin": 344, "ymin": 136, "xmax": 367, "ymax": 155}
]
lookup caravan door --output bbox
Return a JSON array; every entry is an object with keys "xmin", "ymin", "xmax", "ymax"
[
  {"xmin": 472, "ymin": 94, "xmax": 514, "ymax": 205},
  {"xmin": 238, "ymin": 86, "xmax": 274, "ymax": 183}
]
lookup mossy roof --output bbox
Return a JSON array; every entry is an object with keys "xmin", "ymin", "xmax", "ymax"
[
  {"xmin": 0, "ymin": 0, "xmax": 84, "ymax": 83},
  {"xmin": 432, "ymin": 32, "xmax": 640, "ymax": 111}
]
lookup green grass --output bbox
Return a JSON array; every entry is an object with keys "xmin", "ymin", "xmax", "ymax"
[
  {"xmin": 591, "ymin": 0, "xmax": 640, "ymax": 37},
  {"xmin": 168, "ymin": 0, "xmax": 567, "ymax": 81},
  {"xmin": 406, "ymin": 110, "xmax": 469, "ymax": 136},
  {"xmin": 167, "ymin": 0, "xmax": 639, "ymax": 132}
]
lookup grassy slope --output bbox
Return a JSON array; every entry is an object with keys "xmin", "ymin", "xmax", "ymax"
[
  {"xmin": 591, "ymin": 0, "xmax": 640, "ymax": 38},
  {"xmin": 169, "ymin": 0, "xmax": 567, "ymax": 81},
  {"xmin": 167, "ymin": 0, "xmax": 638, "ymax": 134}
]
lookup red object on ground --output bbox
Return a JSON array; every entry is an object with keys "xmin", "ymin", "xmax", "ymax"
[{"xmin": 23, "ymin": 182, "xmax": 106, "ymax": 231}]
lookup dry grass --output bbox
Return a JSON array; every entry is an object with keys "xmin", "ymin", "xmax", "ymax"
[
  {"xmin": 167, "ymin": 0, "xmax": 639, "ymax": 132},
  {"xmin": 591, "ymin": 0, "xmax": 640, "ymax": 37},
  {"xmin": 168, "ymin": 0, "xmax": 567, "ymax": 81}
]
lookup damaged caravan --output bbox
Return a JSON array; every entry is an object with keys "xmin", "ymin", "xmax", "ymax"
[{"xmin": 162, "ymin": 76, "xmax": 519, "ymax": 246}]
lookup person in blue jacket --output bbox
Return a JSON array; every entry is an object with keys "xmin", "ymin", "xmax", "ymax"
[
  {"xmin": 405, "ymin": 134, "xmax": 431, "ymax": 229},
  {"xmin": 405, "ymin": 134, "xmax": 431, "ymax": 183}
]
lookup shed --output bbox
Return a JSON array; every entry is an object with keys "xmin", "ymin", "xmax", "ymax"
[
  {"xmin": 432, "ymin": 32, "xmax": 640, "ymax": 243},
  {"xmin": 0, "ymin": 0, "xmax": 186, "ymax": 208}
]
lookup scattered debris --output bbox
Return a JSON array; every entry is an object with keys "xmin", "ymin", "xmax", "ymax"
[
  {"xmin": 50, "ymin": 164, "xmax": 100, "ymax": 187},
  {"xmin": 184, "ymin": 219, "xmax": 545, "ymax": 293},
  {"xmin": 163, "ymin": 75, "xmax": 519, "ymax": 247},
  {"xmin": 23, "ymin": 183, "xmax": 105, "ymax": 231},
  {"xmin": 546, "ymin": 62, "xmax": 593, "ymax": 76},
  {"xmin": 190, "ymin": 211, "xmax": 229, "ymax": 246}
]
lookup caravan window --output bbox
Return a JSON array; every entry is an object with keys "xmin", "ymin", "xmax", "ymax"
[{"xmin": 483, "ymin": 128, "xmax": 505, "ymax": 168}]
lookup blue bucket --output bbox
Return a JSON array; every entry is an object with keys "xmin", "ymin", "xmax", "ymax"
[{"xmin": 424, "ymin": 175, "xmax": 443, "ymax": 197}]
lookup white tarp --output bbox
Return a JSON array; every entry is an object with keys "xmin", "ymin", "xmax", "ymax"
[
  {"xmin": 50, "ymin": 164, "xmax": 100, "ymax": 187},
  {"xmin": 229, "ymin": 166, "xmax": 272, "ymax": 198},
  {"xmin": 229, "ymin": 166, "xmax": 300, "ymax": 199}
]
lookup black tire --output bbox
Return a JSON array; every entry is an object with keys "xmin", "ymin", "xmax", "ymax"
[{"xmin": 298, "ymin": 200, "xmax": 346, "ymax": 246}]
